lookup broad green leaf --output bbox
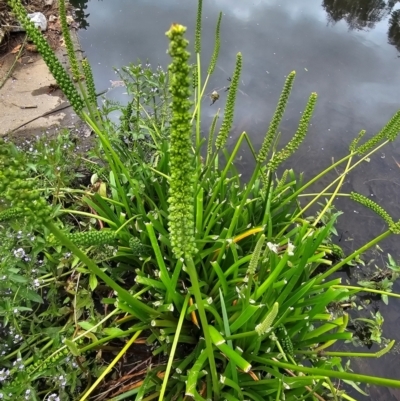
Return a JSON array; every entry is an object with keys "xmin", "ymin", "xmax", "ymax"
[
  {"xmin": 103, "ymin": 327, "xmax": 125, "ymax": 336},
  {"xmin": 64, "ymin": 339, "xmax": 81, "ymax": 356},
  {"xmin": 78, "ymin": 321, "xmax": 96, "ymax": 331},
  {"xmin": 89, "ymin": 274, "xmax": 98, "ymax": 291},
  {"xmin": 23, "ymin": 289, "xmax": 44, "ymax": 304}
]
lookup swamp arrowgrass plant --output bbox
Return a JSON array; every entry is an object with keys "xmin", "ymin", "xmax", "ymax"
[{"xmin": 2, "ymin": 0, "xmax": 400, "ymax": 400}]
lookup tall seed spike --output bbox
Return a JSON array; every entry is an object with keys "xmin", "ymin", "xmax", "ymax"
[
  {"xmin": 166, "ymin": 24, "xmax": 196, "ymax": 258},
  {"xmin": 384, "ymin": 110, "xmax": 400, "ymax": 142},
  {"xmin": 192, "ymin": 64, "xmax": 198, "ymax": 89},
  {"xmin": 66, "ymin": 230, "xmax": 116, "ymax": 247},
  {"xmin": 247, "ymin": 234, "xmax": 265, "ymax": 276},
  {"xmin": 276, "ymin": 169, "xmax": 289, "ymax": 190},
  {"xmin": 207, "ymin": 12, "xmax": 222, "ymax": 75},
  {"xmin": 82, "ymin": 58, "xmax": 97, "ymax": 107},
  {"xmin": 356, "ymin": 110, "xmax": 400, "ymax": 154},
  {"xmin": 390, "ymin": 221, "xmax": 400, "ymax": 235},
  {"xmin": 257, "ymin": 71, "xmax": 296, "ymax": 164},
  {"xmin": 195, "ymin": 0, "xmax": 203, "ymax": 54},
  {"xmin": 349, "ymin": 129, "xmax": 367, "ymax": 152},
  {"xmin": 267, "ymin": 92, "xmax": 317, "ymax": 172},
  {"xmin": 255, "ymin": 302, "xmax": 279, "ymax": 336},
  {"xmin": 350, "ymin": 192, "xmax": 394, "ymax": 227},
  {"xmin": 59, "ymin": 0, "xmax": 81, "ymax": 81},
  {"xmin": 215, "ymin": 52, "xmax": 243, "ymax": 150}
]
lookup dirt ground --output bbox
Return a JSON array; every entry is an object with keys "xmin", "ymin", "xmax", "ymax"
[
  {"xmin": 0, "ymin": 0, "xmax": 64, "ymax": 52},
  {"xmin": 0, "ymin": 0, "xmax": 89, "ymax": 143}
]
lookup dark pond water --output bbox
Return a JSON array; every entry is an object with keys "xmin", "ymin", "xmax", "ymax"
[{"xmin": 72, "ymin": 0, "xmax": 400, "ymax": 399}]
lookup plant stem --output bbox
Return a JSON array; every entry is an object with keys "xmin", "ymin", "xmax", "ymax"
[
  {"xmin": 185, "ymin": 256, "xmax": 220, "ymax": 398},
  {"xmin": 313, "ymin": 155, "xmax": 353, "ymax": 227},
  {"xmin": 280, "ymin": 140, "xmax": 389, "ymax": 217},
  {"xmin": 79, "ymin": 330, "xmax": 142, "ymax": 401},
  {"xmin": 159, "ymin": 295, "xmax": 190, "ymax": 401},
  {"xmin": 297, "ymin": 340, "xmax": 395, "ymax": 358},
  {"xmin": 248, "ymin": 355, "xmax": 400, "ymax": 387},
  {"xmin": 333, "ymin": 285, "xmax": 400, "ymax": 299},
  {"xmin": 191, "ymin": 72, "xmax": 211, "ymax": 124}
]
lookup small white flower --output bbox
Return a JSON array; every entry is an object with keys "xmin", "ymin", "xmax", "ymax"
[
  {"xmin": 58, "ymin": 374, "xmax": 67, "ymax": 386},
  {"xmin": 267, "ymin": 242, "xmax": 279, "ymax": 254},
  {"xmin": 287, "ymin": 241, "xmax": 295, "ymax": 256},
  {"xmin": 13, "ymin": 248, "xmax": 25, "ymax": 258},
  {"xmin": 0, "ymin": 369, "xmax": 10, "ymax": 381}
]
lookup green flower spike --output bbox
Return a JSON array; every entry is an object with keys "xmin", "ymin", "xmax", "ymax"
[
  {"xmin": 82, "ymin": 58, "xmax": 97, "ymax": 106},
  {"xmin": 267, "ymin": 92, "xmax": 317, "ymax": 172},
  {"xmin": 66, "ymin": 230, "xmax": 116, "ymax": 247},
  {"xmin": 349, "ymin": 129, "xmax": 366, "ymax": 153},
  {"xmin": 6, "ymin": 0, "xmax": 84, "ymax": 114},
  {"xmin": 207, "ymin": 12, "xmax": 222, "ymax": 76},
  {"xmin": 390, "ymin": 221, "xmax": 400, "ymax": 235},
  {"xmin": 166, "ymin": 24, "xmax": 196, "ymax": 258},
  {"xmin": 275, "ymin": 324, "xmax": 294, "ymax": 356},
  {"xmin": 350, "ymin": 192, "xmax": 395, "ymax": 228},
  {"xmin": 246, "ymin": 234, "xmax": 265, "ymax": 276},
  {"xmin": 0, "ymin": 140, "xmax": 51, "ymax": 225},
  {"xmin": 257, "ymin": 71, "xmax": 296, "ymax": 164},
  {"xmin": 276, "ymin": 169, "xmax": 289, "ymax": 191},
  {"xmin": 356, "ymin": 110, "xmax": 400, "ymax": 154},
  {"xmin": 350, "ymin": 192, "xmax": 394, "ymax": 227},
  {"xmin": 0, "ymin": 207, "xmax": 24, "ymax": 222},
  {"xmin": 386, "ymin": 110, "xmax": 400, "ymax": 142},
  {"xmin": 59, "ymin": 0, "xmax": 81, "ymax": 81},
  {"xmin": 129, "ymin": 237, "xmax": 148, "ymax": 257},
  {"xmin": 215, "ymin": 52, "xmax": 243, "ymax": 150},
  {"xmin": 256, "ymin": 302, "xmax": 279, "ymax": 336},
  {"xmin": 192, "ymin": 64, "xmax": 198, "ymax": 89},
  {"xmin": 195, "ymin": 0, "xmax": 203, "ymax": 54}
]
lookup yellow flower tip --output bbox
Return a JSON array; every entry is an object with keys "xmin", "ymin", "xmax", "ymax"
[{"xmin": 166, "ymin": 23, "xmax": 187, "ymax": 37}]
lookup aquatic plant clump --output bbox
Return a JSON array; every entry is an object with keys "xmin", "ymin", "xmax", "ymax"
[{"xmin": 3, "ymin": 0, "xmax": 400, "ymax": 400}]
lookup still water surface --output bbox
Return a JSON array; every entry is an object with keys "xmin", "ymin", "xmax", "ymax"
[{"xmin": 73, "ymin": 1, "xmax": 400, "ymax": 399}]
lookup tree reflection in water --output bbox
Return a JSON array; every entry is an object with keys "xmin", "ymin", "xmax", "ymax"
[
  {"xmin": 322, "ymin": 0, "xmax": 400, "ymax": 53},
  {"xmin": 69, "ymin": 0, "xmax": 90, "ymax": 30},
  {"xmin": 388, "ymin": 9, "xmax": 400, "ymax": 52}
]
